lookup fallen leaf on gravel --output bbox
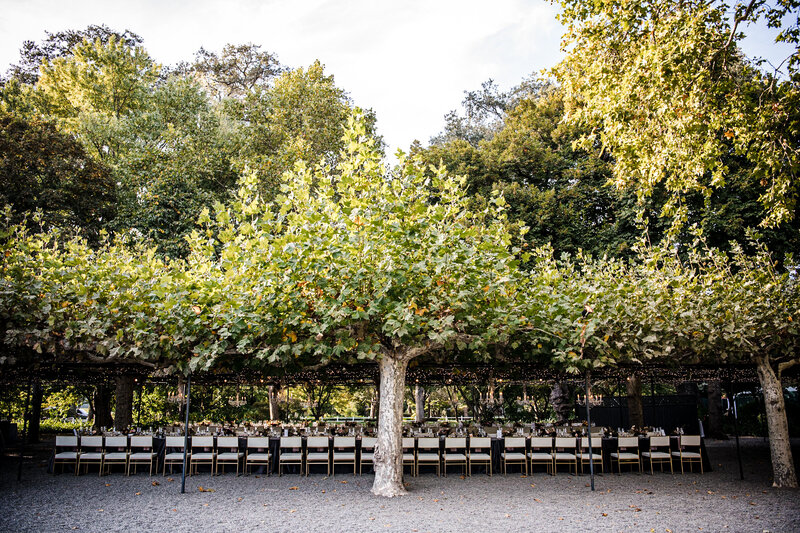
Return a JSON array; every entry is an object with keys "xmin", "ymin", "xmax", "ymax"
[
  {"xmin": 558, "ymin": 517, "xmax": 564, "ymax": 521},
  {"xmin": 340, "ymin": 480, "xmax": 348, "ymax": 484},
  {"xmin": 384, "ymin": 524, "xmax": 391, "ymax": 528},
  {"xmin": 167, "ymin": 478, "xmax": 174, "ymax": 482},
  {"xmin": 585, "ymin": 483, "xmax": 590, "ymax": 487},
  {"xmin": 601, "ymin": 513, "xmax": 608, "ymax": 517},
  {"xmin": 369, "ymin": 517, "xmax": 375, "ymax": 521},
  {"xmin": 203, "ymin": 504, "xmax": 209, "ymax": 507},
  {"xmin": 530, "ymin": 484, "xmax": 536, "ymax": 488},
  {"xmin": 135, "ymin": 492, "xmax": 142, "ymax": 496},
  {"xmin": 171, "ymin": 509, "xmax": 177, "ymax": 512},
  {"xmin": 534, "ymin": 498, "xmax": 542, "ymax": 503},
  {"xmin": 321, "ymin": 490, "xmax": 326, "ymax": 493},
  {"xmin": 289, "ymin": 510, "xmax": 296, "ymax": 513},
  {"xmin": 104, "ymin": 483, "xmax": 110, "ymax": 487},
  {"xmin": 237, "ymin": 497, "xmax": 243, "ymax": 502},
  {"xmin": 749, "ymin": 501, "xmax": 756, "ymax": 505},
  {"xmin": 505, "ymin": 514, "xmax": 510, "ymax": 518},
  {"xmin": 289, "ymin": 486, "xmax": 299, "ymax": 490},
  {"xmin": 459, "ymin": 475, "xmax": 465, "ymax": 479},
  {"xmin": 707, "ymin": 490, "xmax": 715, "ymax": 494},
  {"xmin": 198, "ymin": 486, "xmax": 216, "ymax": 492},
  {"xmin": 97, "ymin": 509, "xmax": 103, "ymax": 512},
  {"xmin": 151, "ymin": 481, "xmax": 160, "ymax": 486},
  {"xmin": 433, "ymin": 499, "xmax": 439, "ymax": 502}
]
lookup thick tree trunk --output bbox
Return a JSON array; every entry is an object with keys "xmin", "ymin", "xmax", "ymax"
[
  {"xmin": 268, "ymin": 385, "xmax": 281, "ymax": 421},
  {"xmin": 372, "ymin": 354, "xmax": 409, "ymax": 497},
  {"xmin": 114, "ymin": 375, "xmax": 135, "ymax": 431},
  {"xmin": 549, "ymin": 382, "xmax": 572, "ymax": 423},
  {"xmin": 626, "ymin": 375, "xmax": 644, "ymax": 428},
  {"xmin": 414, "ymin": 385, "xmax": 425, "ymax": 423},
  {"xmin": 93, "ymin": 384, "xmax": 113, "ymax": 430},
  {"xmin": 754, "ymin": 355, "xmax": 798, "ymax": 488},
  {"xmin": 27, "ymin": 380, "xmax": 43, "ymax": 444},
  {"xmin": 706, "ymin": 379, "xmax": 725, "ymax": 438}
]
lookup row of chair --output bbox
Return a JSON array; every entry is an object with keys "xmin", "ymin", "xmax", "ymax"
[
  {"xmin": 53, "ymin": 436, "xmax": 157, "ymax": 476},
  {"xmin": 55, "ymin": 434, "xmax": 703, "ymax": 477}
]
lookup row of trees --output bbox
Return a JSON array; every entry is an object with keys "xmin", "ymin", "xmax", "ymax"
[
  {"xmin": 2, "ymin": 113, "xmax": 798, "ymax": 494},
  {"xmin": 1, "ymin": 25, "xmax": 377, "ymax": 255}
]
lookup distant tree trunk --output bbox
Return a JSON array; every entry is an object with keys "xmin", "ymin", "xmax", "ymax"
[
  {"xmin": 372, "ymin": 352, "xmax": 410, "ymax": 497},
  {"xmin": 28, "ymin": 380, "xmax": 43, "ymax": 444},
  {"xmin": 414, "ymin": 385, "xmax": 425, "ymax": 423},
  {"xmin": 268, "ymin": 385, "xmax": 281, "ymax": 421},
  {"xmin": 93, "ymin": 384, "xmax": 113, "ymax": 430},
  {"xmin": 114, "ymin": 376, "xmax": 135, "ymax": 431},
  {"xmin": 550, "ymin": 382, "xmax": 572, "ymax": 422},
  {"xmin": 626, "ymin": 375, "xmax": 644, "ymax": 428},
  {"xmin": 706, "ymin": 379, "xmax": 724, "ymax": 438},
  {"xmin": 754, "ymin": 355, "xmax": 798, "ymax": 488}
]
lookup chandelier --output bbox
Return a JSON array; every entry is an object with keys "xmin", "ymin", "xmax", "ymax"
[
  {"xmin": 228, "ymin": 391, "xmax": 247, "ymax": 407},
  {"xmin": 577, "ymin": 392, "xmax": 603, "ymax": 407}
]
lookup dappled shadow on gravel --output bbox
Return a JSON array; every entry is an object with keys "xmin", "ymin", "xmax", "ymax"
[{"xmin": 1, "ymin": 438, "xmax": 798, "ymax": 533}]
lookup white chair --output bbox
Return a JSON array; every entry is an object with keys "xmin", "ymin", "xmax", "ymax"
[
  {"xmin": 306, "ymin": 436, "xmax": 330, "ymax": 476},
  {"xmin": 332, "ymin": 436, "xmax": 356, "ymax": 476},
  {"xmin": 163, "ymin": 436, "xmax": 189, "ymax": 475},
  {"xmin": 359, "ymin": 437, "xmax": 376, "ymax": 475},
  {"xmin": 101, "ymin": 436, "xmax": 129, "ymax": 476},
  {"xmin": 245, "ymin": 437, "xmax": 272, "ymax": 476},
  {"xmin": 468, "ymin": 437, "xmax": 492, "ymax": 476},
  {"xmin": 190, "ymin": 436, "xmax": 216, "ymax": 475},
  {"xmin": 611, "ymin": 436, "xmax": 641, "ymax": 474},
  {"xmin": 77, "ymin": 436, "xmax": 104, "ymax": 476},
  {"xmin": 642, "ymin": 435, "xmax": 673, "ymax": 474},
  {"xmin": 672, "ymin": 435, "xmax": 703, "ymax": 474},
  {"xmin": 528, "ymin": 437, "xmax": 553, "ymax": 475},
  {"xmin": 502, "ymin": 437, "xmax": 527, "ymax": 475},
  {"xmin": 579, "ymin": 437, "xmax": 604, "ymax": 474},
  {"xmin": 553, "ymin": 437, "xmax": 578, "ymax": 475},
  {"xmin": 443, "ymin": 437, "xmax": 467, "ymax": 477},
  {"xmin": 402, "ymin": 437, "xmax": 416, "ymax": 476},
  {"xmin": 53, "ymin": 435, "xmax": 79, "ymax": 475},
  {"xmin": 216, "ymin": 436, "xmax": 243, "ymax": 476},
  {"xmin": 128, "ymin": 436, "xmax": 156, "ymax": 476},
  {"xmin": 279, "ymin": 436, "xmax": 303, "ymax": 476},
  {"xmin": 416, "ymin": 437, "xmax": 441, "ymax": 476}
]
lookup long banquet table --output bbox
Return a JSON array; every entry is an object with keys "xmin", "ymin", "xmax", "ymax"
[{"xmin": 54, "ymin": 433, "xmax": 710, "ymax": 475}]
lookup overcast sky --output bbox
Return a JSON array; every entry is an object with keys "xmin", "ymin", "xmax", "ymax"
[{"xmin": 0, "ymin": 0, "xmax": 793, "ymax": 156}]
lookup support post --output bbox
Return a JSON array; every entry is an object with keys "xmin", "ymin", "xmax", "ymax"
[
  {"xmin": 17, "ymin": 376, "xmax": 33, "ymax": 481},
  {"xmin": 729, "ymin": 380, "xmax": 744, "ymax": 480},
  {"xmin": 180, "ymin": 374, "xmax": 191, "ymax": 494},
  {"xmin": 584, "ymin": 371, "xmax": 595, "ymax": 491},
  {"xmin": 650, "ymin": 376, "xmax": 656, "ymax": 426}
]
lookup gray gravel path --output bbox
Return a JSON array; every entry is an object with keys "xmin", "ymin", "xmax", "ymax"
[{"xmin": 1, "ymin": 438, "xmax": 798, "ymax": 533}]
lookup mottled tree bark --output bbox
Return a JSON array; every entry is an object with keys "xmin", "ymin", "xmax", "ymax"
[
  {"xmin": 372, "ymin": 353, "xmax": 409, "ymax": 497},
  {"xmin": 706, "ymin": 379, "xmax": 724, "ymax": 438},
  {"xmin": 114, "ymin": 376, "xmax": 135, "ymax": 431},
  {"xmin": 414, "ymin": 385, "xmax": 425, "ymax": 423},
  {"xmin": 626, "ymin": 375, "xmax": 644, "ymax": 428},
  {"xmin": 754, "ymin": 355, "xmax": 798, "ymax": 488},
  {"xmin": 268, "ymin": 385, "xmax": 281, "ymax": 421},
  {"xmin": 549, "ymin": 382, "xmax": 572, "ymax": 423}
]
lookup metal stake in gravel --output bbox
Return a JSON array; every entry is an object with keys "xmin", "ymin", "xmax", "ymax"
[
  {"xmin": 181, "ymin": 373, "xmax": 191, "ymax": 494},
  {"xmin": 729, "ymin": 380, "xmax": 744, "ymax": 480},
  {"xmin": 17, "ymin": 374, "xmax": 32, "ymax": 482},
  {"xmin": 584, "ymin": 370, "xmax": 595, "ymax": 491}
]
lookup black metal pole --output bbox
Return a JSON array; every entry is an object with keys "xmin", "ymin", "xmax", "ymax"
[
  {"xmin": 17, "ymin": 376, "xmax": 33, "ymax": 482},
  {"xmin": 137, "ymin": 385, "xmax": 143, "ymax": 427},
  {"xmin": 729, "ymin": 380, "xmax": 744, "ymax": 480},
  {"xmin": 650, "ymin": 376, "xmax": 656, "ymax": 426},
  {"xmin": 180, "ymin": 374, "xmax": 191, "ymax": 494},
  {"xmin": 585, "ymin": 371, "xmax": 595, "ymax": 491}
]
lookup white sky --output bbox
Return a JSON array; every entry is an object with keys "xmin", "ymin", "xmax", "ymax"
[{"xmin": 0, "ymin": 0, "xmax": 793, "ymax": 156}]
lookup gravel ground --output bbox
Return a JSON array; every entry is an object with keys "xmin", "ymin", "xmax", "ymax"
[{"xmin": 1, "ymin": 438, "xmax": 798, "ymax": 533}]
